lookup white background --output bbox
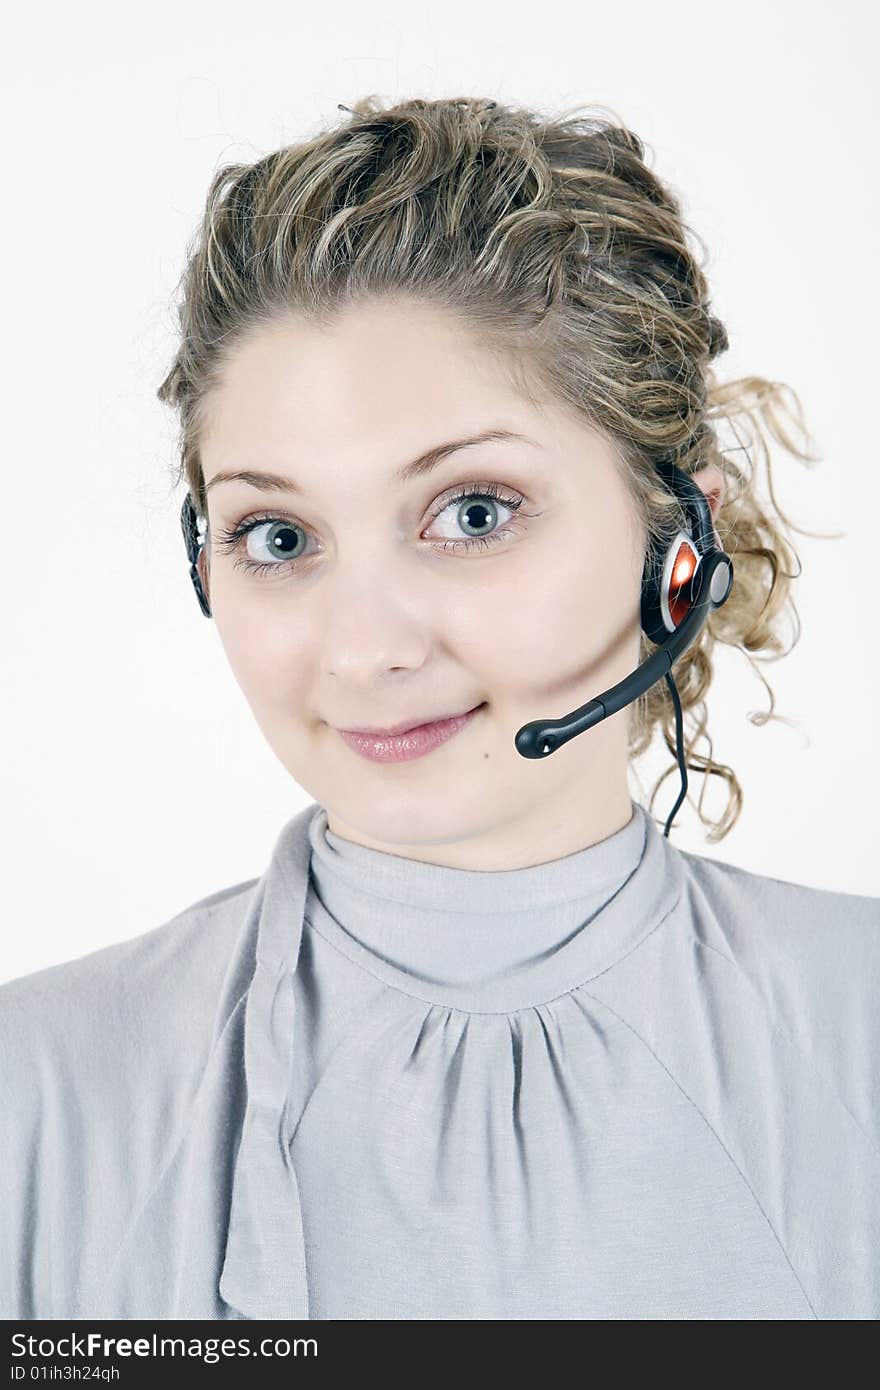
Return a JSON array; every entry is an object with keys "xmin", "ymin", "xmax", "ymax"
[{"xmin": 2, "ymin": 0, "xmax": 877, "ymax": 984}]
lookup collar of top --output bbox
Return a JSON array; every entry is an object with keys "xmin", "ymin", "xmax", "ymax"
[{"xmin": 87, "ymin": 798, "xmax": 682, "ymax": 1320}]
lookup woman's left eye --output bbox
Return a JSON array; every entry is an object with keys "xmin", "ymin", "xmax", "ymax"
[{"xmin": 213, "ymin": 482, "xmax": 532, "ymax": 579}]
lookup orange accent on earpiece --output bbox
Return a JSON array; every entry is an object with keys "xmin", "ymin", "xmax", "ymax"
[{"xmin": 669, "ymin": 541, "xmax": 698, "ymax": 626}]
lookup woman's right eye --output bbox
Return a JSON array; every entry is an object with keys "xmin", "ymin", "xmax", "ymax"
[{"xmin": 213, "ymin": 515, "xmax": 310, "ymax": 578}]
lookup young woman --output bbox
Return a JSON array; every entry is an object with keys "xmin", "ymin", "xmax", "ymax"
[{"xmin": 2, "ymin": 95, "xmax": 877, "ymax": 1321}]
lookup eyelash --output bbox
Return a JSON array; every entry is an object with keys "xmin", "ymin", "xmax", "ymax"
[{"xmin": 212, "ymin": 481, "xmax": 532, "ymax": 579}]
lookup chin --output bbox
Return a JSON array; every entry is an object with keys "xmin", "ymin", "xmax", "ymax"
[{"xmin": 331, "ymin": 795, "xmax": 481, "ymax": 849}]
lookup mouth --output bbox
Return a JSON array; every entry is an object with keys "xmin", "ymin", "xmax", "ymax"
[
  {"xmin": 337, "ymin": 704, "xmax": 485, "ymax": 738},
  {"xmin": 335, "ymin": 703, "xmax": 487, "ymax": 764}
]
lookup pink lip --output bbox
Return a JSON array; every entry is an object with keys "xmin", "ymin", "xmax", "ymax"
[{"xmin": 337, "ymin": 704, "xmax": 485, "ymax": 763}]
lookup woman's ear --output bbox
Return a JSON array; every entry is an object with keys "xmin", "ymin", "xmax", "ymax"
[
  {"xmin": 197, "ymin": 547, "xmax": 211, "ymax": 606},
  {"xmin": 692, "ymin": 464, "xmax": 726, "ymax": 524}
]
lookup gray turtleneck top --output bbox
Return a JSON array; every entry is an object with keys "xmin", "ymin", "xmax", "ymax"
[
  {"xmin": 1, "ymin": 796, "xmax": 878, "ymax": 1320},
  {"xmin": 295, "ymin": 802, "xmax": 647, "ymax": 1319}
]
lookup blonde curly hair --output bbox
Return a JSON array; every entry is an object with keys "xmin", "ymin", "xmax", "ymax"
[{"xmin": 157, "ymin": 93, "xmax": 829, "ymax": 842}]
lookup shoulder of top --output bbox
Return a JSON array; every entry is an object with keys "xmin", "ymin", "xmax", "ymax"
[
  {"xmin": 668, "ymin": 845, "xmax": 880, "ymax": 1145},
  {"xmin": 675, "ymin": 843, "xmax": 880, "ymax": 920},
  {"xmin": 0, "ymin": 873, "xmax": 266, "ymax": 1179},
  {"xmin": 0, "ymin": 872, "xmax": 262, "ymax": 1020},
  {"xmin": 671, "ymin": 842, "xmax": 880, "ymax": 977}
]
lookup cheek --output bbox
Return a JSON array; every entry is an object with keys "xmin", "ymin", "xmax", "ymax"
[
  {"xmin": 513, "ymin": 516, "xmax": 637, "ymax": 627},
  {"xmin": 214, "ymin": 601, "xmax": 311, "ymax": 711},
  {"xmin": 448, "ymin": 521, "xmax": 640, "ymax": 683}
]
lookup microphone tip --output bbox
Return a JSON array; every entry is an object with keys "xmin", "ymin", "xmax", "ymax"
[{"xmin": 515, "ymin": 723, "xmax": 555, "ymax": 758}]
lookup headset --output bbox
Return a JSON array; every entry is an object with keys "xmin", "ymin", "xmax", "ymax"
[{"xmin": 180, "ymin": 458, "xmax": 734, "ymax": 838}]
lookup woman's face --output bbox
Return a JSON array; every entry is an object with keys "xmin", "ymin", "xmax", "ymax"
[{"xmin": 198, "ymin": 296, "xmax": 650, "ymax": 868}]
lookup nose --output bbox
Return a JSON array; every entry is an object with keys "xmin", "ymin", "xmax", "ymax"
[{"xmin": 318, "ymin": 556, "xmax": 434, "ymax": 684}]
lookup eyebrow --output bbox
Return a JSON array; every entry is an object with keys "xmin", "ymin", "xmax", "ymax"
[{"xmin": 204, "ymin": 428, "xmax": 538, "ymax": 495}]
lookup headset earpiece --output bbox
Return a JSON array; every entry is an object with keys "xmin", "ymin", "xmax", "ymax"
[
  {"xmin": 640, "ymin": 460, "xmax": 728, "ymax": 647},
  {"xmin": 181, "ymin": 492, "xmax": 212, "ymax": 619}
]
